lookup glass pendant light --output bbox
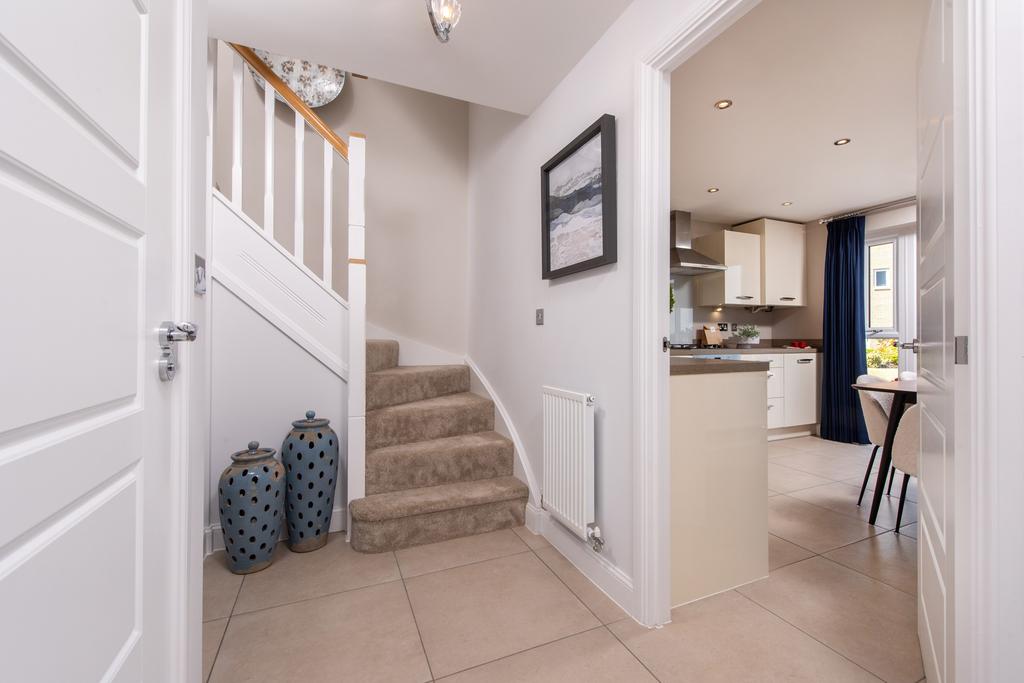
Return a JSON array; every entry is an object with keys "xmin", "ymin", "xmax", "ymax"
[{"xmin": 427, "ymin": 0, "xmax": 462, "ymax": 43}]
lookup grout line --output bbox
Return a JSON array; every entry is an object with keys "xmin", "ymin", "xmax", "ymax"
[
  {"xmin": 400, "ymin": 547, "xmax": 534, "ymax": 582},
  {"xmin": 207, "ymin": 570, "xmax": 245, "ymax": 682},
  {"xmin": 529, "ymin": 542, "xmax": 608, "ymax": 626},
  {"xmin": 224, "ymin": 577, "xmax": 406, "ymax": 619},
  {"xmin": 604, "ymin": 624, "xmax": 664, "ymax": 682},
  {"xmin": 399, "ymin": 573, "xmax": 436, "ymax": 682},
  {"xmin": 731, "ymin": 589, "xmax": 886, "ymax": 682}
]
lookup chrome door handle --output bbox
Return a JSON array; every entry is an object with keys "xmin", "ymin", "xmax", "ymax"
[
  {"xmin": 779, "ymin": 296, "xmax": 797, "ymax": 301},
  {"xmin": 900, "ymin": 338, "xmax": 920, "ymax": 354},
  {"xmin": 158, "ymin": 321, "xmax": 198, "ymax": 381},
  {"xmin": 736, "ymin": 295, "xmax": 754, "ymax": 300}
]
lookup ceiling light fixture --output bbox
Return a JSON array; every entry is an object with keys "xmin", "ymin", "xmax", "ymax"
[
  {"xmin": 427, "ymin": 0, "xmax": 462, "ymax": 44},
  {"xmin": 782, "ymin": 201, "xmax": 793, "ymax": 206},
  {"xmin": 833, "ymin": 138, "xmax": 852, "ymax": 146},
  {"xmin": 707, "ymin": 187, "xmax": 720, "ymax": 193},
  {"xmin": 714, "ymin": 99, "xmax": 733, "ymax": 110}
]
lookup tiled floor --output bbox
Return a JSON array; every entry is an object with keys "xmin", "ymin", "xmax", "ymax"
[{"xmin": 203, "ymin": 436, "xmax": 923, "ymax": 682}]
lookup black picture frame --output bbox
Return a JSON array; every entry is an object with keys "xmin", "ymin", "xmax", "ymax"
[{"xmin": 540, "ymin": 114, "xmax": 617, "ymax": 280}]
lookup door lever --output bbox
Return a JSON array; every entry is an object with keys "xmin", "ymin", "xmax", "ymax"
[
  {"xmin": 158, "ymin": 321, "xmax": 198, "ymax": 381},
  {"xmin": 900, "ymin": 338, "xmax": 920, "ymax": 354}
]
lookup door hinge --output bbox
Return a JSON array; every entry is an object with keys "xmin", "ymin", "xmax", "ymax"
[{"xmin": 955, "ymin": 336, "xmax": 968, "ymax": 365}]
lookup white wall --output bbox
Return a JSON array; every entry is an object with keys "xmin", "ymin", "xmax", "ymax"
[
  {"xmin": 466, "ymin": 0, "xmax": 717, "ymax": 610},
  {"xmin": 214, "ymin": 42, "xmax": 470, "ymax": 355}
]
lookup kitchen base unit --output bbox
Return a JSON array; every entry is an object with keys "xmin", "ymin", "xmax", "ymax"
[{"xmin": 669, "ymin": 359, "xmax": 769, "ymax": 607}]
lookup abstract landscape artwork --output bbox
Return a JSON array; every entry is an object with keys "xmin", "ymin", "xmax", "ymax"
[{"xmin": 541, "ymin": 114, "xmax": 617, "ymax": 279}]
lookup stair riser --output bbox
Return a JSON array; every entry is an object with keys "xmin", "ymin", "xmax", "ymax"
[
  {"xmin": 366, "ymin": 367, "xmax": 470, "ymax": 411},
  {"xmin": 366, "ymin": 341, "xmax": 399, "ymax": 372},
  {"xmin": 367, "ymin": 402, "xmax": 494, "ymax": 450},
  {"xmin": 366, "ymin": 444, "xmax": 513, "ymax": 495},
  {"xmin": 351, "ymin": 498, "xmax": 527, "ymax": 553}
]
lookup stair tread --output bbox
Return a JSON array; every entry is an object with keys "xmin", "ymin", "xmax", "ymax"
[
  {"xmin": 351, "ymin": 476, "xmax": 528, "ymax": 522},
  {"xmin": 368, "ymin": 364, "xmax": 467, "ymax": 377},
  {"xmin": 368, "ymin": 430, "xmax": 510, "ymax": 458},
  {"xmin": 367, "ymin": 391, "xmax": 491, "ymax": 415}
]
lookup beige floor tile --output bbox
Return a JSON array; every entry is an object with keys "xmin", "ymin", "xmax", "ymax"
[
  {"xmin": 405, "ymin": 551, "xmax": 599, "ymax": 677},
  {"xmin": 772, "ymin": 451, "xmax": 872, "ymax": 481},
  {"xmin": 534, "ymin": 546, "xmax": 628, "ymax": 624},
  {"xmin": 438, "ymin": 627, "xmax": 655, "ymax": 682},
  {"xmin": 768, "ymin": 496, "xmax": 878, "ymax": 553},
  {"xmin": 789, "ymin": 481, "xmax": 919, "ymax": 530},
  {"xmin": 766, "ymin": 441, "xmax": 803, "ymax": 460},
  {"xmin": 210, "ymin": 581, "xmax": 431, "ymax": 683},
  {"xmin": 512, "ymin": 525, "xmax": 551, "ymax": 549},
  {"xmin": 202, "ymin": 618, "xmax": 227, "ymax": 683},
  {"xmin": 767, "ymin": 463, "xmax": 833, "ymax": 493},
  {"xmin": 203, "ymin": 552, "xmax": 243, "ymax": 621},
  {"xmin": 825, "ymin": 532, "xmax": 917, "ymax": 596},
  {"xmin": 769, "ymin": 534, "xmax": 815, "ymax": 571},
  {"xmin": 232, "ymin": 533, "xmax": 400, "ymax": 615},
  {"xmin": 900, "ymin": 523, "xmax": 918, "ymax": 539},
  {"xmin": 850, "ymin": 471, "xmax": 919, "ymax": 504},
  {"xmin": 396, "ymin": 529, "xmax": 529, "ymax": 578},
  {"xmin": 783, "ymin": 436, "xmax": 872, "ymax": 457},
  {"xmin": 738, "ymin": 557, "xmax": 923, "ymax": 683},
  {"xmin": 610, "ymin": 590, "xmax": 877, "ymax": 682}
]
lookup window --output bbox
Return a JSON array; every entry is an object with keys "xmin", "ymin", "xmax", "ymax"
[
  {"xmin": 872, "ymin": 268, "xmax": 890, "ymax": 289},
  {"xmin": 866, "ymin": 241, "xmax": 896, "ymax": 332}
]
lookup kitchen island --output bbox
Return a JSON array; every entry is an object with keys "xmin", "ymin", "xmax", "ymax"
[{"xmin": 670, "ymin": 357, "xmax": 769, "ymax": 606}]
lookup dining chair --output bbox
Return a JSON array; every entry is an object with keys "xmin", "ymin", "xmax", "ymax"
[
  {"xmin": 855, "ymin": 374, "xmax": 893, "ymax": 506},
  {"xmin": 890, "ymin": 404, "xmax": 920, "ymax": 533}
]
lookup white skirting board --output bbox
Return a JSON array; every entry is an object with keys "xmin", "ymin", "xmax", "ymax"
[{"xmin": 204, "ymin": 504, "xmax": 346, "ymax": 556}]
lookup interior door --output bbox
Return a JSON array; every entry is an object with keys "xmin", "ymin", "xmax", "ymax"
[
  {"xmin": 0, "ymin": 1, "xmax": 184, "ymax": 679},
  {"xmin": 916, "ymin": 0, "xmax": 957, "ymax": 680}
]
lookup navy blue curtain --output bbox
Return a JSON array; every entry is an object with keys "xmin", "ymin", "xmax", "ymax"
[{"xmin": 820, "ymin": 216, "xmax": 869, "ymax": 443}]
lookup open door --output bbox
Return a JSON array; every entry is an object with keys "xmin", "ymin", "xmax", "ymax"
[
  {"xmin": 0, "ymin": 0, "xmax": 191, "ymax": 678},
  {"xmin": 916, "ymin": 0, "xmax": 959, "ymax": 680}
]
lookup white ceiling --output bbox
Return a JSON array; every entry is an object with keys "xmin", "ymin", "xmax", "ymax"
[
  {"xmin": 208, "ymin": 0, "xmax": 633, "ymax": 115},
  {"xmin": 671, "ymin": 0, "xmax": 929, "ymax": 226}
]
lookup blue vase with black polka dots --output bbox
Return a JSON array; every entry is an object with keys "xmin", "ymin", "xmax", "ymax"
[
  {"xmin": 218, "ymin": 441, "xmax": 285, "ymax": 574},
  {"xmin": 282, "ymin": 410, "xmax": 339, "ymax": 552}
]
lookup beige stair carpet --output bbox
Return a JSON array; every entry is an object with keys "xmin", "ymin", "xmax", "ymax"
[{"xmin": 351, "ymin": 340, "xmax": 528, "ymax": 553}]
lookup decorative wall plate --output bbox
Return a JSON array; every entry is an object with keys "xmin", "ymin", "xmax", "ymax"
[{"xmin": 248, "ymin": 48, "xmax": 346, "ymax": 109}]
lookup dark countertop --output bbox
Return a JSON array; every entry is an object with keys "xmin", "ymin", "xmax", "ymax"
[
  {"xmin": 674, "ymin": 347, "xmax": 820, "ymax": 356},
  {"xmin": 670, "ymin": 357, "xmax": 771, "ymax": 376}
]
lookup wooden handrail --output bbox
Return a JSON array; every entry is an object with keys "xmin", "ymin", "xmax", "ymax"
[{"xmin": 228, "ymin": 42, "xmax": 349, "ymax": 160}]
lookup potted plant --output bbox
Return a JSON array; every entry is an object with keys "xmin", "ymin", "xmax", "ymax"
[{"xmin": 736, "ymin": 324, "xmax": 760, "ymax": 348}]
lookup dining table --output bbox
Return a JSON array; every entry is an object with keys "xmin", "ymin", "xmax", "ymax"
[{"xmin": 850, "ymin": 378, "xmax": 918, "ymax": 524}]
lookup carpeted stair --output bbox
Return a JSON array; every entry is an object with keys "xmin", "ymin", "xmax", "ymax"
[{"xmin": 350, "ymin": 340, "xmax": 528, "ymax": 553}]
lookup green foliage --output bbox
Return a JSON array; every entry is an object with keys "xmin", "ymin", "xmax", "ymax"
[
  {"xmin": 866, "ymin": 340, "xmax": 899, "ymax": 368},
  {"xmin": 669, "ymin": 284, "xmax": 676, "ymax": 313},
  {"xmin": 737, "ymin": 324, "xmax": 760, "ymax": 339}
]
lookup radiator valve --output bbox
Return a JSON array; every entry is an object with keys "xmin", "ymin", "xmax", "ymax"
[{"xmin": 586, "ymin": 525, "xmax": 605, "ymax": 553}]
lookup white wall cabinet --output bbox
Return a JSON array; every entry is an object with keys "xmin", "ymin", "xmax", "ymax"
[
  {"xmin": 735, "ymin": 219, "xmax": 806, "ymax": 307},
  {"xmin": 692, "ymin": 231, "xmax": 763, "ymax": 306},
  {"xmin": 783, "ymin": 354, "xmax": 818, "ymax": 426}
]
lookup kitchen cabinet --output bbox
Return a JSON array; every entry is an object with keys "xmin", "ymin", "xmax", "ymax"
[
  {"xmin": 692, "ymin": 231, "xmax": 763, "ymax": 306},
  {"xmin": 734, "ymin": 218, "xmax": 806, "ymax": 307},
  {"xmin": 783, "ymin": 354, "xmax": 818, "ymax": 426}
]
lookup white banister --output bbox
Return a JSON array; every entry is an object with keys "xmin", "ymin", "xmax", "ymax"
[
  {"xmin": 231, "ymin": 52, "xmax": 243, "ymax": 209},
  {"xmin": 294, "ymin": 110, "xmax": 305, "ymax": 263},
  {"xmin": 347, "ymin": 133, "xmax": 367, "ymax": 538},
  {"xmin": 263, "ymin": 83, "xmax": 275, "ymax": 234},
  {"xmin": 322, "ymin": 139, "xmax": 333, "ymax": 289}
]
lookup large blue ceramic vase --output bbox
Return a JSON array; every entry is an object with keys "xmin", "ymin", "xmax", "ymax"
[
  {"xmin": 218, "ymin": 441, "xmax": 285, "ymax": 574},
  {"xmin": 282, "ymin": 410, "xmax": 339, "ymax": 552}
]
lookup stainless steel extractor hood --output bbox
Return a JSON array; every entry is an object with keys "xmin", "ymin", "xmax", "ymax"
[{"xmin": 670, "ymin": 210, "xmax": 727, "ymax": 275}]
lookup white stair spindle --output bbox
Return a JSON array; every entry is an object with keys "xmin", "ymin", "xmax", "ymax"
[
  {"xmin": 231, "ymin": 52, "xmax": 243, "ymax": 209},
  {"xmin": 263, "ymin": 83, "xmax": 275, "ymax": 234},
  {"xmin": 347, "ymin": 133, "xmax": 367, "ymax": 539},
  {"xmin": 294, "ymin": 109, "xmax": 304, "ymax": 263},
  {"xmin": 322, "ymin": 139, "xmax": 333, "ymax": 289}
]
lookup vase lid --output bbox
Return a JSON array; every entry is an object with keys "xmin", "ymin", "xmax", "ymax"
[
  {"xmin": 230, "ymin": 440, "xmax": 277, "ymax": 463},
  {"xmin": 292, "ymin": 409, "xmax": 330, "ymax": 429}
]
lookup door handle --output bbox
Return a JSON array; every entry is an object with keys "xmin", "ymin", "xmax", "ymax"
[
  {"xmin": 797, "ymin": 358, "xmax": 813, "ymax": 364},
  {"xmin": 159, "ymin": 321, "xmax": 198, "ymax": 381},
  {"xmin": 736, "ymin": 295, "xmax": 754, "ymax": 300},
  {"xmin": 779, "ymin": 296, "xmax": 797, "ymax": 301},
  {"xmin": 900, "ymin": 338, "xmax": 920, "ymax": 354}
]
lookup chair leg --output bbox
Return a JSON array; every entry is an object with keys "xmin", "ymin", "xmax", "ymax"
[
  {"xmin": 858, "ymin": 445, "xmax": 879, "ymax": 506},
  {"xmin": 886, "ymin": 465, "xmax": 896, "ymax": 496},
  {"xmin": 895, "ymin": 474, "xmax": 910, "ymax": 534}
]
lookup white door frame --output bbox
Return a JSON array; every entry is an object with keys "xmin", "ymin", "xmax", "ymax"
[{"xmin": 632, "ymin": 0, "xmax": 761, "ymax": 626}]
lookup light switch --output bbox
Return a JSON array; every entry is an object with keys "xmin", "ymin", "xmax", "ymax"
[{"xmin": 536, "ymin": 308, "xmax": 544, "ymax": 325}]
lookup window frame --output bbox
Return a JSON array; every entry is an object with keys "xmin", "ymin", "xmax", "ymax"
[{"xmin": 865, "ymin": 237, "xmax": 899, "ymax": 338}]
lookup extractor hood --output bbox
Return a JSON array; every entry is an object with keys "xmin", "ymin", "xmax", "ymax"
[{"xmin": 670, "ymin": 210, "xmax": 727, "ymax": 275}]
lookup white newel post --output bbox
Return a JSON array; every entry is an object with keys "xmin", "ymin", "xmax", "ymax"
[{"xmin": 346, "ymin": 134, "xmax": 367, "ymax": 539}]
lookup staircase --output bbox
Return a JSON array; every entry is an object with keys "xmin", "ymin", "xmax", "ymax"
[{"xmin": 350, "ymin": 340, "xmax": 529, "ymax": 552}]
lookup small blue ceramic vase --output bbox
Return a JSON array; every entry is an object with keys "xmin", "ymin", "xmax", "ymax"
[
  {"xmin": 218, "ymin": 441, "xmax": 285, "ymax": 574},
  {"xmin": 282, "ymin": 410, "xmax": 339, "ymax": 552}
]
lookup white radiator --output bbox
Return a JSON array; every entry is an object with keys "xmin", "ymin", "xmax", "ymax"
[{"xmin": 542, "ymin": 386, "xmax": 596, "ymax": 540}]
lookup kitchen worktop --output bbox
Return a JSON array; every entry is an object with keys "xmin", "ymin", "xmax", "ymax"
[
  {"xmin": 670, "ymin": 357, "xmax": 770, "ymax": 376},
  {"xmin": 673, "ymin": 346, "xmax": 820, "ymax": 356}
]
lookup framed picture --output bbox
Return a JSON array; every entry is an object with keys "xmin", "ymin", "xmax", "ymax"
[{"xmin": 541, "ymin": 114, "xmax": 617, "ymax": 280}]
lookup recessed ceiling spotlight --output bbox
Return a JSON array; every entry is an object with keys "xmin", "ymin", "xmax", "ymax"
[
  {"xmin": 833, "ymin": 138, "xmax": 852, "ymax": 146},
  {"xmin": 782, "ymin": 201, "xmax": 793, "ymax": 206},
  {"xmin": 714, "ymin": 99, "xmax": 733, "ymax": 110},
  {"xmin": 707, "ymin": 187, "xmax": 720, "ymax": 193}
]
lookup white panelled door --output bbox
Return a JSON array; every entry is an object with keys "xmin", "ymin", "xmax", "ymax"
[
  {"xmin": 0, "ymin": 1, "xmax": 184, "ymax": 680},
  {"xmin": 916, "ymin": 0, "xmax": 957, "ymax": 680}
]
